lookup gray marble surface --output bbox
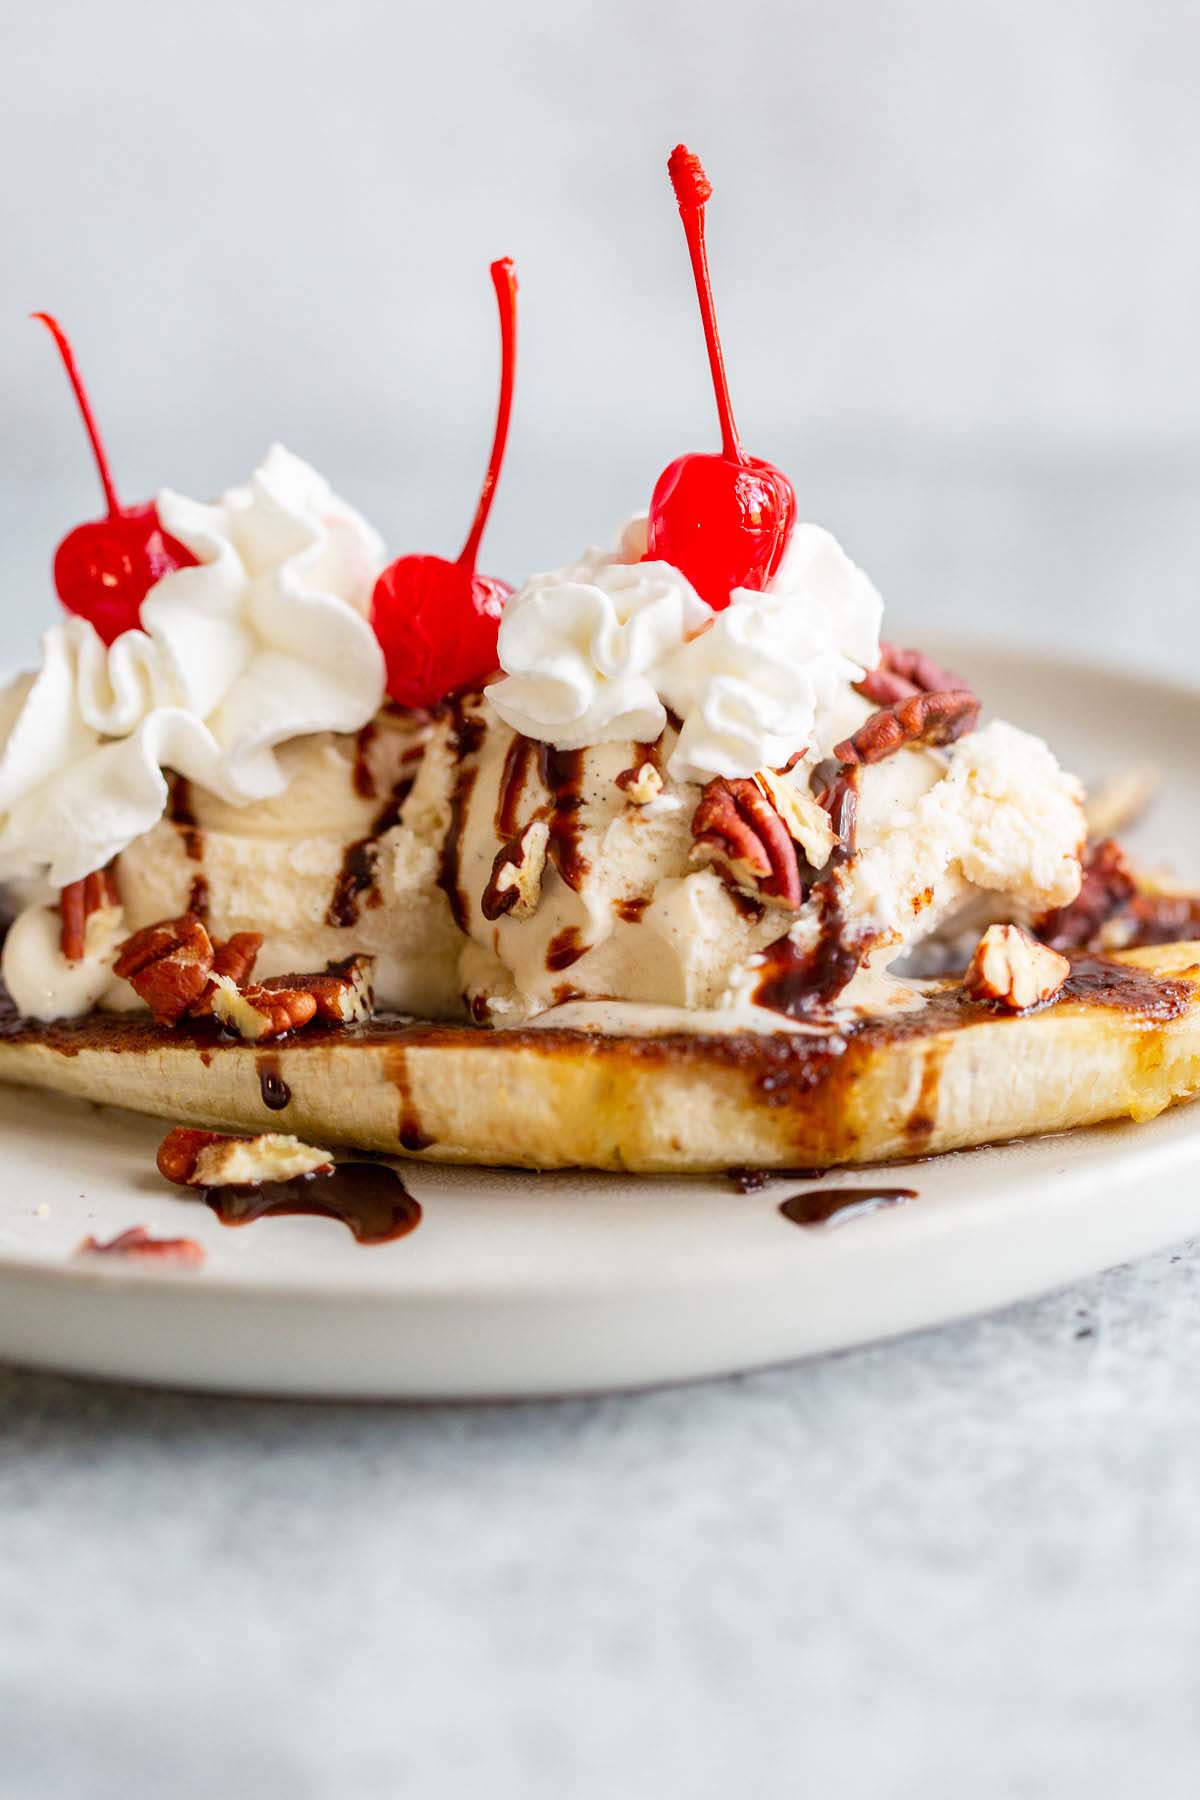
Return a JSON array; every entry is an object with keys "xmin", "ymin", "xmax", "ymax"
[{"xmin": 4, "ymin": 1236, "xmax": 1200, "ymax": 1799}]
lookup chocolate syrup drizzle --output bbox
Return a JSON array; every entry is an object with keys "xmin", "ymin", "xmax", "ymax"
[
  {"xmin": 546, "ymin": 927, "xmax": 586, "ymax": 972},
  {"xmin": 257, "ymin": 1053, "xmax": 292, "ymax": 1112},
  {"xmin": 753, "ymin": 764, "xmax": 864, "ymax": 1018},
  {"xmin": 169, "ymin": 775, "xmax": 209, "ymax": 921},
  {"xmin": 539, "ymin": 745, "xmax": 589, "ymax": 892},
  {"xmin": 779, "ymin": 1187, "xmax": 916, "ymax": 1227},
  {"xmin": 495, "ymin": 735, "xmax": 538, "ymax": 841},
  {"xmin": 205, "ymin": 1164, "xmax": 421, "ymax": 1244},
  {"xmin": 327, "ymin": 747, "xmax": 418, "ymax": 930},
  {"xmin": 437, "ymin": 697, "xmax": 488, "ymax": 931}
]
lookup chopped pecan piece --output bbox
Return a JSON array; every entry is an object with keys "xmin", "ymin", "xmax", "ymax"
[
  {"xmin": 692, "ymin": 777, "xmax": 803, "ymax": 908},
  {"xmin": 262, "ymin": 954, "xmax": 375, "ymax": 1024},
  {"xmin": 157, "ymin": 1126, "xmax": 333, "ymax": 1188},
  {"xmin": 482, "ymin": 819, "xmax": 551, "ymax": 922},
  {"xmin": 113, "ymin": 913, "xmax": 215, "ymax": 1026},
  {"xmin": 753, "ymin": 769, "xmax": 835, "ymax": 868},
  {"xmin": 190, "ymin": 932, "xmax": 264, "ymax": 1017},
  {"xmin": 208, "ymin": 978, "xmax": 319, "ymax": 1042},
  {"xmin": 855, "ymin": 642, "xmax": 970, "ymax": 706},
  {"xmin": 76, "ymin": 1226, "xmax": 205, "ymax": 1266},
  {"xmin": 616, "ymin": 761, "xmax": 664, "ymax": 806},
  {"xmin": 965, "ymin": 924, "xmax": 1070, "ymax": 1012},
  {"xmin": 59, "ymin": 866, "xmax": 121, "ymax": 963},
  {"xmin": 1036, "ymin": 838, "xmax": 1137, "ymax": 950},
  {"xmin": 834, "ymin": 689, "xmax": 979, "ymax": 767}
]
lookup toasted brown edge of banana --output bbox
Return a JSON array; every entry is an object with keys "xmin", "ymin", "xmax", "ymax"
[{"xmin": 2, "ymin": 943, "xmax": 1200, "ymax": 1173}]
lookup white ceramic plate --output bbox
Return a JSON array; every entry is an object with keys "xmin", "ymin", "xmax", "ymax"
[{"xmin": 2, "ymin": 636, "xmax": 1198, "ymax": 1399}]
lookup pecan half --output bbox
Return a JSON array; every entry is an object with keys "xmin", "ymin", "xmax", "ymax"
[
  {"xmin": 59, "ymin": 866, "xmax": 121, "ymax": 963},
  {"xmin": 157, "ymin": 1126, "xmax": 333, "ymax": 1188},
  {"xmin": 112, "ymin": 914, "xmax": 215, "ymax": 1026},
  {"xmin": 964, "ymin": 924, "xmax": 1070, "ymax": 1012},
  {"xmin": 482, "ymin": 819, "xmax": 551, "ymax": 922},
  {"xmin": 691, "ymin": 777, "xmax": 803, "ymax": 908},
  {"xmin": 1036, "ymin": 838, "xmax": 1137, "ymax": 951},
  {"xmin": 855, "ymin": 642, "xmax": 971, "ymax": 706},
  {"xmin": 834, "ymin": 689, "xmax": 979, "ymax": 767}
]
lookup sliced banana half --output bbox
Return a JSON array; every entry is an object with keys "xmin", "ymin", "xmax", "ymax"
[{"xmin": 3, "ymin": 944, "xmax": 1200, "ymax": 1174}]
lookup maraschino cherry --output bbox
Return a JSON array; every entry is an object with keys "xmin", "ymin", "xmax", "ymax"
[
  {"xmin": 646, "ymin": 146, "xmax": 796, "ymax": 611},
  {"xmin": 371, "ymin": 257, "xmax": 518, "ymax": 709},
  {"xmin": 33, "ymin": 312, "xmax": 197, "ymax": 646}
]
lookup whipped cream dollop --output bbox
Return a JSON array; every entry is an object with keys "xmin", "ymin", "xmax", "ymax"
[
  {"xmin": 486, "ymin": 518, "xmax": 882, "ymax": 782},
  {"xmin": 0, "ymin": 446, "xmax": 385, "ymax": 888}
]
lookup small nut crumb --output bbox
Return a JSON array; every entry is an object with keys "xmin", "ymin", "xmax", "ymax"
[
  {"xmin": 157, "ymin": 1126, "xmax": 333, "ymax": 1188},
  {"xmin": 753, "ymin": 768, "xmax": 836, "ymax": 868},
  {"xmin": 617, "ymin": 761, "xmax": 664, "ymax": 806},
  {"xmin": 965, "ymin": 924, "xmax": 1070, "ymax": 1012},
  {"xmin": 481, "ymin": 819, "xmax": 551, "ymax": 922}
]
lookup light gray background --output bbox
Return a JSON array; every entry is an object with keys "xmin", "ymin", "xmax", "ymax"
[
  {"xmin": 2, "ymin": 0, "xmax": 1200, "ymax": 673},
  {"xmin": 4, "ymin": 4, "xmax": 1200, "ymax": 1796}
]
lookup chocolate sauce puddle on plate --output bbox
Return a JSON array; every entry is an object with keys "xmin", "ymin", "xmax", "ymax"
[
  {"xmin": 206, "ymin": 1164, "xmax": 422, "ymax": 1245},
  {"xmin": 779, "ymin": 1186, "xmax": 917, "ymax": 1228}
]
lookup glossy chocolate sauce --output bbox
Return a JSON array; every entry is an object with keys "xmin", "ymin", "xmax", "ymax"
[
  {"xmin": 257, "ymin": 1053, "xmax": 291, "ymax": 1112},
  {"xmin": 328, "ymin": 838, "xmax": 382, "ymax": 929},
  {"xmin": 385, "ymin": 1046, "xmax": 434, "ymax": 1151},
  {"xmin": 779, "ymin": 1186, "xmax": 916, "ymax": 1227},
  {"xmin": 546, "ymin": 927, "xmax": 586, "ymax": 972},
  {"xmin": 327, "ymin": 764, "xmax": 417, "ymax": 930},
  {"xmin": 539, "ymin": 745, "xmax": 589, "ymax": 891},
  {"xmin": 170, "ymin": 775, "xmax": 209, "ymax": 919},
  {"xmin": 437, "ymin": 699, "xmax": 487, "ymax": 930},
  {"xmin": 495, "ymin": 734, "xmax": 537, "ymax": 841},
  {"xmin": 614, "ymin": 895, "xmax": 651, "ymax": 923},
  {"xmin": 205, "ymin": 1164, "xmax": 421, "ymax": 1245},
  {"xmin": 352, "ymin": 721, "xmax": 378, "ymax": 798}
]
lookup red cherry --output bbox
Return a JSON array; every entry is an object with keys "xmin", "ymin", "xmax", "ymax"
[
  {"xmin": 645, "ymin": 147, "xmax": 796, "ymax": 611},
  {"xmin": 33, "ymin": 313, "xmax": 198, "ymax": 646},
  {"xmin": 371, "ymin": 258, "xmax": 518, "ymax": 709}
]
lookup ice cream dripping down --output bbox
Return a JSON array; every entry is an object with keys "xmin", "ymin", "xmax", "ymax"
[
  {"xmin": 33, "ymin": 313, "xmax": 198, "ymax": 647},
  {"xmin": 370, "ymin": 258, "xmax": 519, "ymax": 709},
  {"xmin": 645, "ymin": 147, "xmax": 796, "ymax": 611}
]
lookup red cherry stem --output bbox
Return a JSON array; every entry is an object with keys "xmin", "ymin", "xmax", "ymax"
[
  {"xmin": 32, "ymin": 312, "xmax": 122, "ymax": 518},
  {"xmin": 457, "ymin": 257, "xmax": 518, "ymax": 574},
  {"xmin": 666, "ymin": 145, "xmax": 743, "ymax": 466}
]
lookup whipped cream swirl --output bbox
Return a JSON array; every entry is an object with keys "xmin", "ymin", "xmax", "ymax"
[
  {"xmin": 486, "ymin": 519, "xmax": 882, "ymax": 781},
  {"xmin": 0, "ymin": 446, "xmax": 386, "ymax": 888}
]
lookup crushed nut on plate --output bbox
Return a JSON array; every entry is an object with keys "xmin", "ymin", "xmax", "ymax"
[{"xmin": 157, "ymin": 1127, "xmax": 334, "ymax": 1188}]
